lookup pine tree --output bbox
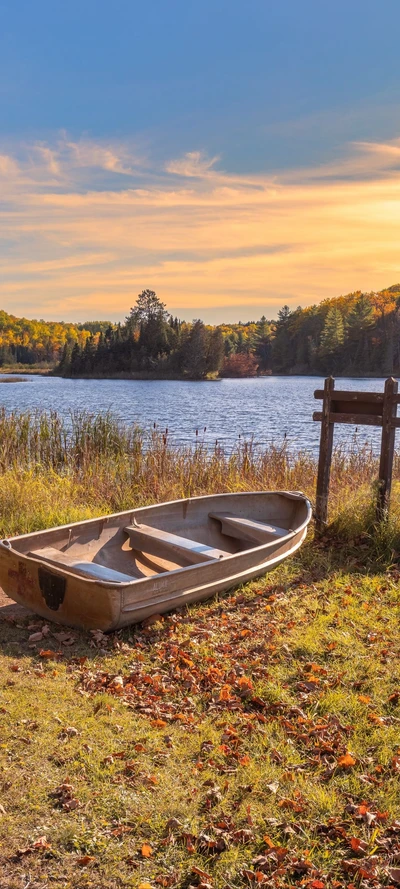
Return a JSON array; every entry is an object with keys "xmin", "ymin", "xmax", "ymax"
[
  {"xmin": 182, "ymin": 320, "xmax": 210, "ymax": 379},
  {"xmin": 345, "ymin": 294, "xmax": 374, "ymax": 371},
  {"xmin": 69, "ymin": 342, "xmax": 82, "ymax": 375},
  {"xmin": 127, "ymin": 290, "xmax": 168, "ymax": 329},
  {"xmin": 272, "ymin": 305, "xmax": 293, "ymax": 371},
  {"xmin": 319, "ymin": 307, "xmax": 345, "ymax": 356},
  {"xmin": 254, "ymin": 316, "xmax": 272, "ymax": 371},
  {"xmin": 207, "ymin": 328, "xmax": 225, "ymax": 375},
  {"xmin": 57, "ymin": 341, "xmax": 72, "ymax": 375}
]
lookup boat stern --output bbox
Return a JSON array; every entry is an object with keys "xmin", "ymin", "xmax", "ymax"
[{"xmin": 0, "ymin": 540, "xmax": 122, "ymax": 631}]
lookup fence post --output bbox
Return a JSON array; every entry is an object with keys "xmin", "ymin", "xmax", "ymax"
[
  {"xmin": 315, "ymin": 376, "xmax": 335, "ymax": 534},
  {"xmin": 377, "ymin": 376, "xmax": 398, "ymax": 521}
]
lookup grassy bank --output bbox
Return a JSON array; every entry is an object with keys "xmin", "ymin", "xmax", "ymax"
[
  {"xmin": 0, "ymin": 363, "xmax": 54, "ymax": 375},
  {"xmin": 0, "ymin": 408, "xmax": 398, "ymax": 541},
  {"xmin": 0, "ymin": 410, "xmax": 399, "ymax": 888},
  {"xmin": 1, "ymin": 545, "xmax": 399, "ymax": 888}
]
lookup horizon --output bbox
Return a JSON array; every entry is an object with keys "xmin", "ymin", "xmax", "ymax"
[{"xmin": 2, "ymin": 1, "xmax": 400, "ymax": 323}]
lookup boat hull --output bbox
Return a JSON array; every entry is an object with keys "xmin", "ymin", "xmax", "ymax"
[{"xmin": 0, "ymin": 492, "xmax": 311, "ymax": 630}]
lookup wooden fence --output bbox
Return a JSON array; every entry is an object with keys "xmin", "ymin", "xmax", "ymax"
[{"xmin": 313, "ymin": 377, "xmax": 400, "ymax": 532}]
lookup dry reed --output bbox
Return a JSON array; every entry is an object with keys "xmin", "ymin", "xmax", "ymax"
[{"xmin": 0, "ymin": 408, "xmax": 396, "ymax": 539}]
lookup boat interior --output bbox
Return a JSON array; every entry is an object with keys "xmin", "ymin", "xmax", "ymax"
[{"xmin": 8, "ymin": 493, "xmax": 307, "ymax": 584}]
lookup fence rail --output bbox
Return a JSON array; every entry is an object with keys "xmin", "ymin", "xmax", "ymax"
[{"xmin": 313, "ymin": 376, "xmax": 398, "ymax": 531}]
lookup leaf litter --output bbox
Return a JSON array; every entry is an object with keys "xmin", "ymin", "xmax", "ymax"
[{"xmin": 0, "ymin": 564, "xmax": 399, "ymax": 886}]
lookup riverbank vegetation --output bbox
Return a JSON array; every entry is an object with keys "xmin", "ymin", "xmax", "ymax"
[
  {"xmin": 0, "ymin": 408, "xmax": 398, "ymax": 548},
  {"xmin": 0, "ymin": 411, "xmax": 399, "ymax": 888}
]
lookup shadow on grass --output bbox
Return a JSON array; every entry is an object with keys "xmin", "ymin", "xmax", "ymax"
[
  {"xmin": 0, "ymin": 516, "xmax": 398, "ymax": 663},
  {"xmin": 292, "ymin": 513, "xmax": 400, "ymax": 583}
]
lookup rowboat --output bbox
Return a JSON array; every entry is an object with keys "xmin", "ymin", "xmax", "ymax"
[{"xmin": 0, "ymin": 491, "xmax": 311, "ymax": 630}]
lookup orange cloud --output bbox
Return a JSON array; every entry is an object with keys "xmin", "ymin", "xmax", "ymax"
[{"xmin": 1, "ymin": 135, "xmax": 400, "ymax": 321}]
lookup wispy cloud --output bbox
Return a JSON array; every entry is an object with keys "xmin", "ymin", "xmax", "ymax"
[
  {"xmin": 166, "ymin": 150, "xmax": 221, "ymax": 178},
  {"xmin": 1, "ymin": 135, "xmax": 400, "ymax": 321}
]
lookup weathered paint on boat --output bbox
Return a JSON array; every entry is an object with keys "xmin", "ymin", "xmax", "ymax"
[{"xmin": 0, "ymin": 491, "xmax": 312, "ymax": 630}]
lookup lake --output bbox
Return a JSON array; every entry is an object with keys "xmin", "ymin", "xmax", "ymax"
[{"xmin": 0, "ymin": 375, "xmax": 389, "ymax": 455}]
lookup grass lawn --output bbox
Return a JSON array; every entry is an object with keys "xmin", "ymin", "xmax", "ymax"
[{"xmin": 0, "ymin": 535, "xmax": 399, "ymax": 889}]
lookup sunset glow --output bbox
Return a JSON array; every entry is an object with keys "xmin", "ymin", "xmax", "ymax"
[
  {"xmin": 2, "ymin": 1, "xmax": 400, "ymax": 322},
  {"xmin": 1, "ymin": 136, "xmax": 400, "ymax": 322}
]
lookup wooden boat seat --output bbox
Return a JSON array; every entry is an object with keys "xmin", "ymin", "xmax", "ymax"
[
  {"xmin": 209, "ymin": 512, "xmax": 291, "ymax": 544},
  {"xmin": 124, "ymin": 522, "xmax": 229, "ymax": 564},
  {"xmin": 29, "ymin": 547, "xmax": 135, "ymax": 583}
]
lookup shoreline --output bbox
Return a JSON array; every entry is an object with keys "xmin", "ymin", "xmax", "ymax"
[{"xmin": 0, "ymin": 365, "xmax": 396, "ymax": 381}]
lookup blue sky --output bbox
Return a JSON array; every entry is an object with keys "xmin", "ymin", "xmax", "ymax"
[{"xmin": 1, "ymin": 0, "xmax": 400, "ymax": 322}]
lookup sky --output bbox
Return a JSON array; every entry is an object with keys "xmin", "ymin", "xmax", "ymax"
[{"xmin": 1, "ymin": 0, "xmax": 400, "ymax": 323}]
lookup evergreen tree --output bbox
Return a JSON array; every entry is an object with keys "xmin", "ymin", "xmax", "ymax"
[
  {"xmin": 81, "ymin": 336, "xmax": 96, "ymax": 373},
  {"xmin": 46, "ymin": 283, "xmax": 400, "ymax": 379},
  {"xmin": 207, "ymin": 328, "xmax": 225, "ymax": 375},
  {"xmin": 345, "ymin": 294, "xmax": 374, "ymax": 372},
  {"xmin": 182, "ymin": 320, "xmax": 210, "ymax": 379},
  {"xmin": 57, "ymin": 341, "xmax": 73, "ymax": 375},
  {"xmin": 127, "ymin": 290, "xmax": 168, "ymax": 329},
  {"xmin": 254, "ymin": 316, "xmax": 272, "ymax": 371},
  {"xmin": 69, "ymin": 342, "xmax": 82, "ymax": 375},
  {"xmin": 319, "ymin": 307, "xmax": 345, "ymax": 362},
  {"xmin": 272, "ymin": 305, "xmax": 293, "ymax": 371}
]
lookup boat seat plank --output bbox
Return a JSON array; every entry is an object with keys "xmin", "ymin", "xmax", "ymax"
[
  {"xmin": 209, "ymin": 512, "xmax": 291, "ymax": 543},
  {"xmin": 124, "ymin": 523, "xmax": 228, "ymax": 564},
  {"xmin": 29, "ymin": 547, "xmax": 135, "ymax": 583}
]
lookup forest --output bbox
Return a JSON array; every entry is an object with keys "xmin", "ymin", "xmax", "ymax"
[
  {"xmin": 0, "ymin": 311, "xmax": 106, "ymax": 368},
  {"xmin": 58, "ymin": 285, "xmax": 400, "ymax": 378},
  {"xmin": 3, "ymin": 285, "xmax": 400, "ymax": 377}
]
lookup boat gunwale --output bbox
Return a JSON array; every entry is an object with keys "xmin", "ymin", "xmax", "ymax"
[
  {"xmin": 0, "ymin": 491, "xmax": 312, "ymax": 589},
  {"xmin": 120, "ymin": 524, "xmax": 309, "ymax": 615}
]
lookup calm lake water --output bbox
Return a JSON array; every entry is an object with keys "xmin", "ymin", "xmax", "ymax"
[{"xmin": 0, "ymin": 375, "xmax": 389, "ymax": 455}]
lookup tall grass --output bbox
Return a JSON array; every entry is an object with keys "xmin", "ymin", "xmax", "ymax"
[{"xmin": 0, "ymin": 408, "xmax": 397, "ymax": 538}]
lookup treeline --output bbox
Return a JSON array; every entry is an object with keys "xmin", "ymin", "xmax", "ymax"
[
  {"xmin": 58, "ymin": 285, "xmax": 400, "ymax": 379},
  {"xmin": 0, "ymin": 310, "xmax": 108, "ymax": 367},
  {"xmin": 4, "ymin": 284, "xmax": 400, "ymax": 377},
  {"xmin": 57, "ymin": 290, "xmax": 273, "ymax": 379},
  {"xmin": 58, "ymin": 291, "xmax": 227, "ymax": 379},
  {"xmin": 272, "ymin": 285, "xmax": 400, "ymax": 375}
]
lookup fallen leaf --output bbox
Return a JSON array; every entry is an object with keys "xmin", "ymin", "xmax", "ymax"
[
  {"xmin": 39, "ymin": 649, "xmax": 61, "ymax": 659},
  {"xmin": 192, "ymin": 866, "xmax": 212, "ymax": 881},
  {"xmin": 265, "ymin": 782, "xmax": 279, "ymax": 794},
  {"xmin": 358, "ymin": 694, "xmax": 371, "ymax": 704},
  {"xmin": 337, "ymin": 752, "xmax": 356, "ymax": 768},
  {"xmin": 77, "ymin": 855, "xmax": 96, "ymax": 866},
  {"xmin": 350, "ymin": 836, "xmax": 369, "ymax": 854},
  {"xmin": 111, "ymin": 825, "xmax": 133, "ymax": 836},
  {"xmin": 53, "ymin": 631, "xmax": 76, "ymax": 645},
  {"xmin": 33, "ymin": 836, "xmax": 51, "ymax": 850},
  {"xmin": 141, "ymin": 842, "xmax": 153, "ymax": 858}
]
